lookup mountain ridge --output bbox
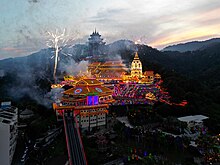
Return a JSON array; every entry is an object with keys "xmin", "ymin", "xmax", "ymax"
[{"xmin": 162, "ymin": 38, "xmax": 220, "ymax": 52}]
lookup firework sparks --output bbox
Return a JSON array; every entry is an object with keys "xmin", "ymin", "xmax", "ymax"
[{"xmin": 46, "ymin": 29, "xmax": 71, "ymax": 83}]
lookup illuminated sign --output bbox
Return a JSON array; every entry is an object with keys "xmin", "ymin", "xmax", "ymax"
[
  {"xmin": 87, "ymin": 95, "xmax": 99, "ymax": 105},
  {"xmin": 74, "ymin": 88, "xmax": 82, "ymax": 94},
  {"xmin": 95, "ymin": 87, "xmax": 102, "ymax": 92}
]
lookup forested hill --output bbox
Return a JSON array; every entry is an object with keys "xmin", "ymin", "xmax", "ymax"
[{"xmin": 162, "ymin": 43, "xmax": 220, "ymax": 86}]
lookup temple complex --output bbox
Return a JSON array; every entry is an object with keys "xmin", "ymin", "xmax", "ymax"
[
  {"xmin": 88, "ymin": 60, "xmax": 128, "ymax": 83},
  {"xmin": 87, "ymin": 52, "xmax": 161, "ymax": 84},
  {"xmin": 58, "ymin": 52, "xmax": 162, "ymax": 84}
]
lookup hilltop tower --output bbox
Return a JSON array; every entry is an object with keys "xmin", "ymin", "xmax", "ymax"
[
  {"xmin": 88, "ymin": 29, "xmax": 105, "ymax": 57},
  {"xmin": 131, "ymin": 52, "xmax": 142, "ymax": 78}
]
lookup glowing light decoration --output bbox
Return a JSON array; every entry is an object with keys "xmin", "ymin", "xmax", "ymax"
[
  {"xmin": 74, "ymin": 88, "xmax": 82, "ymax": 94},
  {"xmin": 94, "ymin": 96, "xmax": 99, "ymax": 105},
  {"xmin": 88, "ymin": 96, "xmax": 93, "ymax": 105},
  {"xmin": 95, "ymin": 87, "xmax": 102, "ymax": 93},
  {"xmin": 46, "ymin": 29, "xmax": 71, "ymax": 83}
]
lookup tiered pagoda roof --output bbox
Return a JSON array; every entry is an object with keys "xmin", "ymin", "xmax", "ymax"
[{"xmin": 63, "ymin": 78, "xmax": 113, "ymax": 97}]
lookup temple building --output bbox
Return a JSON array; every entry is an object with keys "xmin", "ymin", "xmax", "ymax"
[
  {"xmin": 87, "ymin": 52, "xmax": 161, "ymax": 84},
  {"xmin": 88, "ymin": 29, "xmax": 105, "ymax": 57},
  {"xmin": 53, "ymin": 78, "xmax": 115, "ymax": 131},
  {"xmin": 123, "ymin": 52, "xmax": 161, "ymax": 84},
  {"xmin": 88, "ymin": 61, "xmax": 128, "ymax": 83},
  {"xmin": 131, "ymin": 52, "xmax": 142, "ymax": 78}
]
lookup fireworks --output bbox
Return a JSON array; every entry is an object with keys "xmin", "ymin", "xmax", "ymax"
[{"xmin": 46, "ymin": 29, "xmax": 71, "ymax": 83}]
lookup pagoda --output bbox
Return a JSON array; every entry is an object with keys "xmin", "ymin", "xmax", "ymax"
[
  {"xmin": 122, "ymin": 52, "xmax": 161, "ymax": 84},
  {"xmin": 88, "ymin": 29, "xmax": 105, "ymax": 57},
  {"xmin": 131, "ymin": 52, "xmax": 142, "ymax": 78}
]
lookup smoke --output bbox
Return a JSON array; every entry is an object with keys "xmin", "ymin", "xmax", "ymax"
[
  {"xmin": 59, "ymin": 59, "xmax": 89, "ymax": 76},
  {"xmin": 7, "ymin": 70, "xmax": 52, "ymax": 108},
  {"xmin": 113, "ymin": 54, "xmax": 122, "ymax": 60},
  {"xmin": 46, "ymin": 88, "xmax": 64, "ymax": 104}
]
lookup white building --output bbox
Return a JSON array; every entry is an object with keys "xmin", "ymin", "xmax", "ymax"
[
  {"xmin": 178, "ymin": 115, "xmax": 209, "ymax": 140},
  {"xmin": 178, "ymin": 115, "xmax": 209, "ymax": 128},
  {"xmin": 0, "ymin": 106, "xmax": 18, "ymax": 165}
]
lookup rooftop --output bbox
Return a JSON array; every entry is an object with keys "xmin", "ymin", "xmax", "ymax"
[
  {"xmin": 76, "ymin": 78, "xmax": 102, "ymax": 86},
  {"xmin": 0, "ymin": 106, "xmax": 18, "ymax": 124},
  {"xmin": 178, "ymin": 115, "xmax": 209, "ymax": 123}
]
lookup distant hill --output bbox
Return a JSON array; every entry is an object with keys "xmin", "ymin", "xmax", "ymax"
[{"xmin": 162, "ymin": 38, "xmax": 220, "ymax": 52}]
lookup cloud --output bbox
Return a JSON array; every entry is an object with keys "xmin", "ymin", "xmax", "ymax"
[
  {"xmin": 83, "ymin": 0, "xmax": 220, "ymax": 49},
  {"xmin": 0, "ymin": 47, "xmax": 31, "ymax": 60},
  {"xmin": 0, "ymin": 47, "xmax": 26, "ymax": 53},
  {"xmin": 88, "ymin": 8, "xmax": 127, "ymax": 23},
  {"xmin": 1, "ymin": 0, "xmax": 220, "ymax": 59}
]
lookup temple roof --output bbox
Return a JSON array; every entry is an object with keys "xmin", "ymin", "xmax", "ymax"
[
  {"xmin": 90, "ymin": 29, "xmax": 101, "ymax": 37},
  {"xmin": 144, "ymin": 71, "xmax": 154, "ymax": 76},
  {"xmin": 76, "ymin": 78, "xmax": 102, "ymax": 86},
  {"xmin": 97, "ymin": 69, "xmax": 126, "ymax": 78},
  {"xmin": 134, "ymin": 52, "xmax": 140, "ymax": 60},
  {"xmin": 63, "ymin": 85, "xmax": 112, "ymax": 96},
  {"xmin": 63, "ymin": 78, "xmax": 112, "ymax": 96},
  {"xmin": 155, "ymin": 73, "xmax": 161, "ymax": 78},
  {"xmin": 102, "ymin": 61, "xmax": 125, "ymax": 66},
  {"xmin": 88, "ymin": 62, "xmax": 101, "ymax": 67}
]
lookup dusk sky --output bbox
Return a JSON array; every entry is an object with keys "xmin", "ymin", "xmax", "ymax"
[{"xmin": 0, "ymin": 0, "xmax": 220, "ymax": 59}]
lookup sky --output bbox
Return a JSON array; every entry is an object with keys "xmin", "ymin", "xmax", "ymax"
[{"xmin": 0, "ymin": 0, "xmax": 220, "ymax": 59}]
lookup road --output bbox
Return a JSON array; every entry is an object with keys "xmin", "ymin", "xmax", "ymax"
[{"xmin": 63, "ymin": 115, "xmax": 87, "ymax": 165}]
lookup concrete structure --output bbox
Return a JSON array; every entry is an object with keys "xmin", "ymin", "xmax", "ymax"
[
  {"xmin": 178, "ymin": 115, "xmax": 209, "ymax": 140},
  {"xmin": 0, "ymin": 106, "xmax": 18, "ymax": 165},
  {"xmin": 178, "ymin": 115, "xmax": 209, "ymax": 128}
]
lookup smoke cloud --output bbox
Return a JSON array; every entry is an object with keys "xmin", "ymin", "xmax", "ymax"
[
  {"xmin": 6, "ymin": 68, "xmax": 52, "ymax": 108},
  {"xmin": 59, "ymin": 59, "xmax": 89, "ymax": 76}
]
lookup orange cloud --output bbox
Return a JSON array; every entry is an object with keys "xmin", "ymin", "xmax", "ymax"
[
  {"xmin": 0, "ymin": 47, "xmax": 26, "ymax": 53},
  {"xmin": 149, "ymin": 23, "xmax": 220, "ymax": 49}
]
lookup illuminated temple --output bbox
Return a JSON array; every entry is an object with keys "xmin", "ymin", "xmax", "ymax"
[
  {"xmin": 53, "ymin": 78, "xmax": 115, "ymax": 131},
  {"xmin": 122, "ymin": 52, "xmax": 161, "ymax": 83},
  {"xmin": 88, "ymin": 60, "xmax": 128, "ymax": 82},
  {"xmin": 88, "ymin": 52, "xmax": 161, "ymax": 84}
]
